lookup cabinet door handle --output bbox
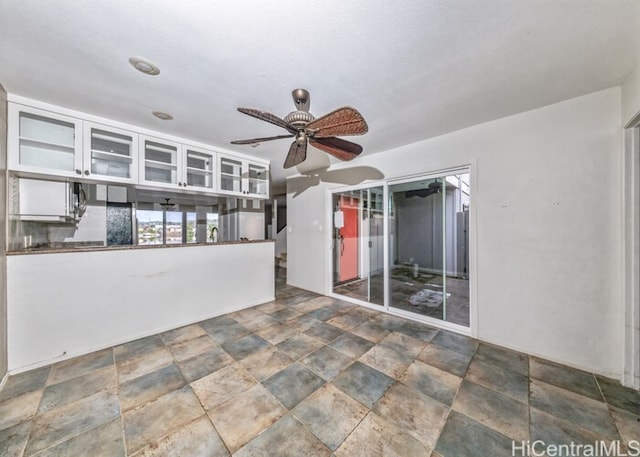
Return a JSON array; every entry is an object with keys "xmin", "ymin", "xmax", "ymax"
[
  {"xmin": 75, "ymin": 169, "xmax": 82, "ymax": 175},
  {"xmin": 84, "ymin": 170, "xmax": 90, "ymax": 176}
]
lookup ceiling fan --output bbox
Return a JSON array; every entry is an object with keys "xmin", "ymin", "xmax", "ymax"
[{"xmin": 231, "ymin": 89, "xmax": 368, "ymax": 169}]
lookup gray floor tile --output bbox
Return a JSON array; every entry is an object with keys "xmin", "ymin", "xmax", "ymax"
[
  {"xmin": 177, "ymin": 346, "xmax": 235, "ymax": 383},
  {"xmin": 399, "ymin": 360, "xmax": 461, "ymax": 406},
  {"xmin": 0, "ymin": 420, "xmax": 31, "ymax": 457},
  {"xmin": 466, "ymin": 358, "xmax": 529, "ymax": 403},
  {"xmin": 38, "ymin": 365, "xmax": 116, "ymax": 413},
  {"xmin": 418, "ymin": 343, "xmax": 472, "ymax": 377},
  {"xmin": 221, "ymin": 334, "xmax": 270, "ymax": 361},
  {"xmin": 269, "ymin": 307, "xmax": 301, "ymax": 322},
  {"xmin": 25, "ymin": 390, "xmax": 120, "ymax": 455},
  {"xmin": 235, "ymin": 414, "xmax": 331, "ymax": 457},
  {"xmin": 255, "ymin": 322, "xmax": 299, "ymax": 345},
  {"xmin": 473, "ymin": 342, "xmax": 528, "ymax": 376},
  {"xmin": 597, "ymin": 376, "xmax": 640, "ymax": 415},
  {"xmin": 133, "ymin": 415, "xmax": 228, "ymax": 457},
  {"xmin": 326, "ymin": 310, "xmax": 370, "ymax": 331},
  {"xmin": 293, "ymin": 384, "xmax": 368, "ymax": 451},
  {"xmin": 335, "ymin": 412, "xmax": 430, "ymax": 456},
  {"xmin": 301, "ymin": 346, "xmax": 354, "ymax": 380},
  {"xmin": 276, "ymin": 333, "xmax": 325, "ymax": 360},
  {"xmin": 350, "ymin": 321, "xmax": 391, "ymax": 343},
  {"xmin": 359, "ymin": 343, "xmax": 415, "ymax": 379},
  {"xmin": 333, "ymin": 361, "xmax": 394, "ymax": 408},
  {"xmin": 31, "ymin": 417, "xmax": 124, "ymax": 457},
  {"xmin": 203, "ymin": 322, "xmax": 250, "ymax": 345},
  {"xmin": 304, "ymin": 323, "xmax": 345, "ymax": 343},
  {"xmin": 49, "ymin": 348, "xmax": 114, "ymax": 385},
  {"xmin": 262, "ymin": 363, "xmax": 325, "ymax": 409},
  {"xmin": 329, "ymin": 333, "xmax": 375, "ymax": 359},
  {"xmin": 530, "ymin": 357, "xmax": 602, "ymax": 401},
  {"xmin": 119, "ymin": 363, "xmax": 185, "ymax": 412},
  {"xmin": 452, "ymin": 379, "xmax": 528, "ymax": 441},
  {"xmin": 285, "ymin": 314, "xmax": 324, "ymax": 332},
  {"xmin": 0, "ymin": 366, "xmax": 50, "ymax": 403},
  {"xmin": 374, "ymin": 382, "xmax": 449, "ymax": 450},
  {"xmin": 306, "ymin": 308, "xmax": 339, "ymax": 322},
  {"xmin": 114, "ymin": 336, "xmax": 164, "ymax": 365},
  {"xmin": 435, "ymin": 411, "xmax": 514, "ymax": 457},
  {"xmin": 609, "ymin": 407, "xmax": 640, "ymax": 444},
  {"xmin": 530, "ymin": 379, "xmax": 620, "ymax": 440},
  {"xmin": 431, "ymin": 331, "xmax": 478, "ymax": 358},
  {"xmin": 397, "ymin": 321, "xmax": 440, "ymax": 342},
  {"xmin": 530, "ymin": 407, "xmax": 616, "ymax": 449},
  {"xmin": 368, "ymin": 313, "xmax": 408, "ymax": 331}
]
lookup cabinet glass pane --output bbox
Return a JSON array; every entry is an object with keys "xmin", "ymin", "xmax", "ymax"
[
  {"xmin": 185, "ymin": 149, "xmax": 213, "ymax": 189},
  {"xmin": 90, "ymin": 128, "xmax": 133, "ymax": 179},
  {"xmin": 19, "ymin": 112, "xmax": 75, "ymax": 171},
  {"xmin": 220, "ymin": 157, "xmax": 242, "ymax": 192},
  {"xmin": 144, "ymin": 140, "xmax": 178, "ymax": 184},
  {"xmin": 248, "ymin": 164, "xmax": 267, "ymax": 195}
]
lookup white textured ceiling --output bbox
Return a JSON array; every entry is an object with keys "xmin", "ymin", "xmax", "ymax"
[{"xmin": 1, "ymin": 0, "xmax": 638, "ymax": 185}]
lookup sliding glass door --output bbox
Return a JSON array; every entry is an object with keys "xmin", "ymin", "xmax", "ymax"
[
  {"xmin": 388, "ymin": 172, "xmax": 470, "ymax": 326},
  {"xmin": 332, "ymin": 187, "xmax": 384, "ymax": 306},
  {"xmin": 330, "ymin": 169, "xmax": 470, "ymax": 328}
]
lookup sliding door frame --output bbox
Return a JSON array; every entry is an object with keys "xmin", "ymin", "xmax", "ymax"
[{"xmin": 326, "ymin": 162, "xmax": 477, "ymax": 337}]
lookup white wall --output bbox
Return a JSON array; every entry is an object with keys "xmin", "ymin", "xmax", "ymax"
[
  {"xmin": 7, "ymin": 242, "xmax": 274, "ymax": 372},
  {"xmin": 288, "ymin": 88, "xmax": 623, "ymax": 378}
]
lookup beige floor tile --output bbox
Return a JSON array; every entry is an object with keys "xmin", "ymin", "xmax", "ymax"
[
  {"xmin": 0, "ymin": 390, "xmax": 43, "ymax": 431},
  {"xmin": 122, "ymin": 386, "xmax": 203, "ymax": 455},
  {"xmin": 399, "ymin": 360, "xmax": 462, "ymax": 406},
  {"xmin": 335, "ymin": 412, "xmax": 430, "ymax": 456},
  {"xmin": 30, "ymin": 417, "xmax": 124, "ymax": 457},
  {"xmin": 48, "ymin": 349, "xmax": 113, "ymax": 385},
  {"xmin": 38, "ymin": 365, "xmax": 116, "ymax": 413},
  {"xmin": 255, "ymin": 322, "xmax": 299, "ymax": 345},
  {"xmin": 359, "ymin": 344, "xmax": 414, "ymax": 379},
  {"xmin": 160, "ymin": 324, "xmax": 207, "ymax": 346},
  {"xmin": 208, "ymin": 384, "xmax": 286, "ymax": 453},
  {"xmin": 116, "ymin": 348, "xmax": 174, "ymax": 384},
  {"xmin": 167, "ymin": 334, "xmax": 217, "ymax": 362},
  {"xmin": 132, "ymin": 415, "xmax": 228, "ymax": 457},
  {"xmin": 190, "ymin": 363, "xmax": 257, "ymax": 411},
  {"xmin": 240, "ymin": 346, "xmax": 295, "ymax": 381}
]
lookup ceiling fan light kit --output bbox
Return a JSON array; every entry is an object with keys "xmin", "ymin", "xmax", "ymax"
[{"xmin": 231, "ymin": 89, "xmax": 368, "ymax": 169}]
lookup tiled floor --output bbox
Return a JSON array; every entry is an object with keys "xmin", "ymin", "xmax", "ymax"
[{"xmin": 1, "ymin": 276, "xmax": 638, "ymax": 456}]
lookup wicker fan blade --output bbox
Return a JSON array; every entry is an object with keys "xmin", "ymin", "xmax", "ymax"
[
  {"xmin": 283, "ymin": 140, "xmax": 307, "ymax": 169},
  {"xmin": 237, "ymin": 108, "xmax": 297, "ymax": 134},
  {"xmin": 231, "ymin": 134, "xmax": 294, "ymax": 145},
  {"xmin": 306, "ymin": 107, "xmax": 368, "ymax": 138},
  {"xmin": 310, "ymin": 136, "xmax": 363, "ymax": 161}
]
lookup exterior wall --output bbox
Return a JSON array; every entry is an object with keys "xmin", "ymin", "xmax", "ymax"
[
  {"xmin": 288, "ymin": 88, "xmax": 623, "ymax": 378},
  {"xmin": 7, "ymin": 242, "xmax": 274, "ymax": 372}
]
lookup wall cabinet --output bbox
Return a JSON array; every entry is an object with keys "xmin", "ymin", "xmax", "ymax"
[
  {"xmin": 8, "ymin": 104, "xmax": 82, "ymax": 178},
  {"xmin": 139, "ymin": 137, "xmax": 217, "ymax": 192},
  {"xmin": 8, "ymin": 99, "xmax": 268, "ymax": 198},
  {"xmin": 83, "ymin": 122, "xmax": 138, "ymax": 184},
  {"xmin": 218, "ymin": 154, "xmax": 269, "ymax": 198}
]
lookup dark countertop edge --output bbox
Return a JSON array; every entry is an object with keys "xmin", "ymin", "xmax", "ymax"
[{"xmin": 7, "ymin": 239, "xmax": 275, "ymax": 256}]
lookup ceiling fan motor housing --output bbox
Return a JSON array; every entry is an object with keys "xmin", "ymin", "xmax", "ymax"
[{"xmin": 284, "ymin": 110, "xmax": 315, "ymax": 127}]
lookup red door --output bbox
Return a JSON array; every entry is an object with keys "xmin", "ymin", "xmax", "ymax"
[{"xmin": 339, "ymin": 196, "xmax": 359, "ymax": 282}]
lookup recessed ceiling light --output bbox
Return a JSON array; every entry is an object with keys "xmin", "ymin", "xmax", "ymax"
[
  {"xmin": 129, "ymin": 56, "xmax": 160, "ymax": 75},
  {"xmin": 152, "ymin": 111, "xmax": 173, "ymax": 120}
]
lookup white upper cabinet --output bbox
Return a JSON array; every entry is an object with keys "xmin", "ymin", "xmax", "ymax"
[
  {"xmin": 8, "ymin": 104, "xmax": 82, "ymax": 178},
  {"xmin": 218, "ymin": 154, "xmax": 269, "ymax": 198},
  {"xmin": 83, "ymin": 122, "xmax": 138, "ymax": 184},
  {"xmin": 139, "ymin": 137, "xmax": 217, "ymax": 192},
  {"xmin": 139, "ymin": 136, "xmax": 182, "ymax": 189}
]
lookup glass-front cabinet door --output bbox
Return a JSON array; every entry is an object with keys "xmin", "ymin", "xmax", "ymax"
[
  {"xmin": 184, "ymin": 147, "xmax": 215, "ymax": 191},
  {"xmin": 139, "ymin": 136, "xmax": 181, "ymax": 188},
  {"xmin": 219, "ymin": 155, "xmax": 243, "ymax": 194},
  {"xmin": 83, "ymin": 123, "xmax": 138, "ymax": 183},
  {"xmin": 218, "ymin": 154, "xmax": 269, "ymax": 198},
  {"xmin": 8, "ymin": 104, "xmax": 82, "ymax": 178}
]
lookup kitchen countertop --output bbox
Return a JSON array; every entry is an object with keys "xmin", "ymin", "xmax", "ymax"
[{"xmin": 7, "ymin": 239, "xmax": 274, "ymax": 255}]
